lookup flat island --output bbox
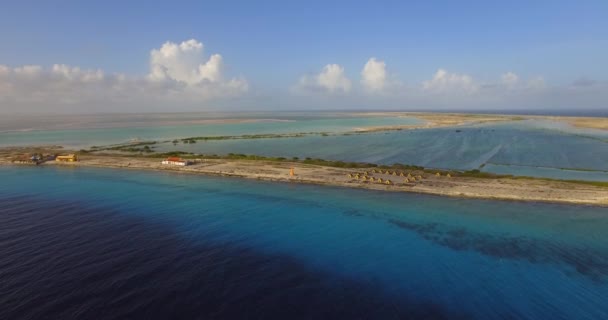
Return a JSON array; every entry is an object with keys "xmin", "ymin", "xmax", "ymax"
[
  {"xmin": 3, "ymin": 112, "xmax": 607, "ymax": 206},
  {"xmin": 2, "ymin": 147, "xmax": 607, "ymax": 206},
  {"xmin": 351, "ymin": 112, "xmax": 608, "ymax": 131}
]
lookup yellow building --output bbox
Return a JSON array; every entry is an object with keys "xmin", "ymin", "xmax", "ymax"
[{"xmin": 56, "ymin": 154, "xmax": 78, "ymax": 162}]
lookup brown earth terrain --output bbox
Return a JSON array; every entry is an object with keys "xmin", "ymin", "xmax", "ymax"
[{"xmin": 2, "ymin": 149, "xmax": 606, "ymax": 207}]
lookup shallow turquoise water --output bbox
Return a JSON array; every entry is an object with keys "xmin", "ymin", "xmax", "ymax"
[
  {"xmin": 0, "ymin": 116, "xmax": 422, "ymax": 148},
  {"xmin": 156, "ymin": 120, "xmax": 608, "ymax": 181},
  {"xmin": 2, "ymin": 116, "xmax": 607, "ymax": 181},
  {"xmin": 1, "ymin": 166, "xmax": 607, "ymax": 319},
  {"xmin": 483, "ymin": 164, "xmax": 608, "ymax": 182}
]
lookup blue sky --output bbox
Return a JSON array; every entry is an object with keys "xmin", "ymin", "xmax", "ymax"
[{"xmin": 0, "ymin": 0, "xmax": 607, "ymax": 112}]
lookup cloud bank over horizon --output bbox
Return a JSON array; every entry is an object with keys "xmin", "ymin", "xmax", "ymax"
[
  {"xmin": 0, "ymin": 39, "xmax": 606, "ymax": 113},
  {"xmin": 0, "ymin": 39, "xmax": 248, "ymax": 113},
  {"xmin": 290, "ymin": 62, "xmax": 607, "ymax": 111}
]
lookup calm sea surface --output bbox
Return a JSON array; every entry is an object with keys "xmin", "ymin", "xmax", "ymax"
[
  {"xmin": 154, "ymin": 120, "xmax": 608, "ymax": 181},
  {"xmin": 0, "ymin": 115, "xmax": 423, "ymax": 148},
  {"xmin": 1, "ymin": 166, "xmax": 607, "ymax": 319}
]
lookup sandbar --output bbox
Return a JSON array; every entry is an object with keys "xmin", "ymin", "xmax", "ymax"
[{"xmin": 2, "ymin": 149, "xmax": 606, "ymax": 207}]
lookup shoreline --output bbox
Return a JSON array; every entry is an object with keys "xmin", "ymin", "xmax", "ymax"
[
  {"xmin": 3, "ymin": 154, "xmax": 607, "ymax": 207},
  {"xmin": 350, "ymin": 112, "xmax": 608, "ymax": 131},
  {"xmin": 3, "ymin": 112, "xmax": 606, "ymax": 135}
]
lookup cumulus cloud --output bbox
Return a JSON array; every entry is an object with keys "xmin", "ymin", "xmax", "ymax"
[
  {"xmin": 501, "ymin": 72, "xmax": 519, "ymax": 88},
  {"xmin": 0, "ymin": 64, "xmax": 112, "ymax": 106},
  {"xmin": 3, "ymin": 44, "xmax": 606, "ymax": 113},
  {"xmin": 290, "ymin": 63, "xmax": 602, "ymax": 110},
  {"xmin": 361, "ymin": 58, "xmax": 387, "ymax": 92},
  {"xmin": 145, "ymin": 39, "xmax": 248, "ymax": 99},
  {"xmin": 149, "ymin": 39, "xmax": 222, "ymax": 84},
  {"xmin": 296, "ymin": 64, "xmax": 351, "ymax": 93},
  {"xmin": 422, "ymin": 69, "xmax": 477, "ymax": 93},
  {"xmin": 0, "ymin": 39, "xmax": 247, "ymax": 113}
]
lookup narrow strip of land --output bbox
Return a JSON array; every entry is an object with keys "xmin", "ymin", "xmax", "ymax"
[
  {"xmin": 3, "ymin": 151, "xmax": 607, "ymax": 207},
  {"xmin": 352, "ymin": 112, "xmax": 608, "ymax": 131}
]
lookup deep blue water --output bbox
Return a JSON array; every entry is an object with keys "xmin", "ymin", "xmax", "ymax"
[{"xmin": 1, "ymin": 166, "xmax": 608, "ymax": 319}]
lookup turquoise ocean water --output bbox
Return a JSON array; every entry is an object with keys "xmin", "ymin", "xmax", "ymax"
[
  {"xmin": 0, "ymin": 116, "xmax": 423, "ymax": 148},
  {"xmin": 1, "ymin": 166, "xmax": 607, "ymax": 319}
]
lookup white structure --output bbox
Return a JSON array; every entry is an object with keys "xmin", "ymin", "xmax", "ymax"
[{"xmin": 161, "ymin": 157, "xmax": 192, "ymax": 166}]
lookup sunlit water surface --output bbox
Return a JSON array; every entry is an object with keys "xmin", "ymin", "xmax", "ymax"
[{"xmin": 1, "ymin": 166, "xmax": 607, "ymax": 319}]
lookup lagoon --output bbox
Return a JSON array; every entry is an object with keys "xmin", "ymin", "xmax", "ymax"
[{"xmin": 2, "ymin": 114, "xmax": 607, "ymax": 181}]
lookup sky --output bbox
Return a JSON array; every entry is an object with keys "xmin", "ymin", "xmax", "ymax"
[{"xmin": 0, "ymin": 0, "xmax": 607, "ymax": 114}]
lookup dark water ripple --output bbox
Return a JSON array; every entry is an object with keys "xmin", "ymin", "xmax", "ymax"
[
  {"xmin": 388, "ymin": 219, "xmax": 608, "ymax": 282},
  {"xmin": 0, "ymin": 196, "xmax": 469, "ymax": 320}
]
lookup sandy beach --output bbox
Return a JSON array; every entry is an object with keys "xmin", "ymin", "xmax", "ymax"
[
  {"xmin": 3, "ymin": 151, "xmax": 606, "ymax": 207},
  {"xmin": 551, "ymin": 116, "xmax": 608, "ymax": 130},
  {"xmin": 351, "ymin": 112, "xmax": 608, "ymax": 132},
  {"xmin": 349, "ymin": 112, "xmax": 521, "ymax": 132}
]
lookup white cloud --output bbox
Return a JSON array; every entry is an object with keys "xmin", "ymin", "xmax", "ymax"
[
  {"xmin": 0, "ymin": 39, "xmax": 247, "ymax": 113},
  {"xmin": 2, "ymin": 45, "xmax": 605, "ymax": 113},
  {"xmin": 422, "ymin": 69, "xmax": 477, "ymax": 93},
  {"xmin": 149, "ymin": 39, "xmax": 223, "ymax": 84},
  {"xmin": 147, "ymin": 39, "xmax": 248, "ymax": 96},
  {"xmin": 296, "ymin": 64, "xmax": 351, "ymax": 93},
  {"xmin": 501, "ymin": 72, "xmax": 519, "ymax": 88},
  {"xmin": 317, "ymin": 64, "xmax": 351, "ymax": 92},
  {"xmin": 290, "ymin": 64, "xmax": 599, "ymax": 110},
  {"xmin": 51, "ymin": 64, "xmax": 105, "ymax": 82},
  {"xmin": 13, "ymin": 65, "xmax": 43, "ymax": 77},
  {"xmin": 361, "ymin": 57, "xmax": 387, "ymax": 92}
]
